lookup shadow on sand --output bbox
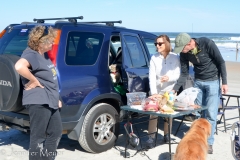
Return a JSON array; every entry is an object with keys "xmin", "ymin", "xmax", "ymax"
[{"xmin": 0, "ymin": 129, "xmax": 87, "ymax": 153}]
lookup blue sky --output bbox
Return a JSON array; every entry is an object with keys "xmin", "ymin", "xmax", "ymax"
[{"xmin": 1, "ymin": 0, "xmax": 240, "ymax": 33}]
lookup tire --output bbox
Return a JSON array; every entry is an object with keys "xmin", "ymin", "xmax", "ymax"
[
  {"xmin": 79, "ymin": 103, "xmax": 119, "ymax": 153},
  {"xmin": 0, "ymin": 54, "xmax": 24, "ymax": 111}
]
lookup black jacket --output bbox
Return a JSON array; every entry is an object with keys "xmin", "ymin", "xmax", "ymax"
[{"xmin": 173, "ymin": 37, "xmax": 227, "ymax": 91}]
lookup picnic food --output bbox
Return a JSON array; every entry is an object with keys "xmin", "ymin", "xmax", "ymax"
[
  {"xmin": 159, "ymin": 96, "xmax": 168, "ymax": 109},
  {"xmin": 160, "ymin": 105, "xmax": 174, "ymax": 114},
  {"xmin": 144, "ymin": 92, "xmax": 176, "ymax": 113},
  {"xmin": 131, "ymin": 101, "xmax": 142, "ymax": 105},
  {"xmin": 126, "ymin": 92, "xmax": 146, "ymax": 107},
  {"xmin": 163, "ymin": 91, "xmax": 170, "ymax": 101},
  {"xmin": 143, "ymin": 98, "xmax": 159, "ymax": 111},
  {"xmin": 163, "ymin": 91, "xmax": 175, "ymax": 106}
]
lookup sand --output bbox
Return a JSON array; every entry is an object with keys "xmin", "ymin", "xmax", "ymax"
[
  {"xmin": 0, "ymin": 61, "xmax": 239, "ymax": 160},
  {"xmin": 225, "ymin": 61, "xmax": 240, "ymax": 95}
]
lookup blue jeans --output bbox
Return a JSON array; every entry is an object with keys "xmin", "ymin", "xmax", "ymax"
[{"xmin": 194, "ymin": 79, "xmax": 220, "ymax": 145}]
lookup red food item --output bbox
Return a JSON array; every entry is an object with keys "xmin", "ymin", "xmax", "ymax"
[{"xmin": 143, "ymin": 99, "xmax": 159, "ymax": 112}]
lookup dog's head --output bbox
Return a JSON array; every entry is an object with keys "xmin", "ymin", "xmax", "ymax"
[
  {"xmin": 191, "ymin": 118, "xmax": 211, "ymax": 136},
  {"xmin": 109, "ymin": 64, "xmax": 118, "ymax": 73}
]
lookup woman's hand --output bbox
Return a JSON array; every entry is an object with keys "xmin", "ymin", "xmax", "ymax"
[
  {"xmin": 161, "ymin": 75, "xmax": 169, "ymax": 82},
  {"xmin": 15, "ymin": 58, "xmax": 44, "ymax": 90},
  {"xmin": 58, "ymin": 100, "xmax": 62, "ymax": 108},
  {"xmin": 24, "ymin": 79, "xmax": 44, "ymax": 90}
]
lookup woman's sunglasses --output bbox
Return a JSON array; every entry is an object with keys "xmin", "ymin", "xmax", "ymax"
[{"xmin": 154, "ymin": 42, "xmax": 164, "ymax": 46}]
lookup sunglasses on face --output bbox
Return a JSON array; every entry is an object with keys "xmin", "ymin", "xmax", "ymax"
[{"xmin": 154, "ymin": 42, "xmax": 164, "ymax": 46}]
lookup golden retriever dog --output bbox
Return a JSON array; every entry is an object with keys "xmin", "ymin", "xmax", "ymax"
[{"xmin": 174, "ymin": 118, "xmax": 211, "ymax": 160}]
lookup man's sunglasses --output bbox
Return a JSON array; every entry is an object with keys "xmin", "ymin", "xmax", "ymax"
[{"xmin": 154, "ymin": 42, "xmax": 165, "ymax": 46}]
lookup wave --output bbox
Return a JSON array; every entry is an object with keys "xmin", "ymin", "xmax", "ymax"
[
  {"xmin": 170, "ymin": 36, "xmax": 240, "ymax": 42},
  {"xmin": 230, "ymin": 37, "xmax": 240, "ymax": 41},
  {"xmin": 170, "ymin": 42, "xmax": 238, "ymax": 50},
  {"xmin": 215, "ymin": 42, "xmax": 238, "ymax": 49}
]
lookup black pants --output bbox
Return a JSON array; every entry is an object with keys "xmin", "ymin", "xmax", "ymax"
[{"xmin": 27, "ymin": 104, "xmax": 62, "ymax": 160}]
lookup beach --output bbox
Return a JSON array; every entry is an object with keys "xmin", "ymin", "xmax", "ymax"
[
  {"xmin": 0, "ymin": 61, "xmax": 239, "ymax": 160},
  {"xmin": 225, "ymin": 61, "xmax": 240, "ymax": 95}
]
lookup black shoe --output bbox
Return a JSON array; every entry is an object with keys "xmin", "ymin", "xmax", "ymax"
[
  {"xmin": 208, "ymin": 145, "xmax": 213, "ymax": 154},
  {"xmin": 145, "ymin": 137, "xmax": 155, "ymax": 149},
  {"xmin": 184, "ymin": 115, "xmax": 197, "ymax": 122},
  {"xmin": 164, "ymin": 134, "xmax": 170, "ymax": 143}
]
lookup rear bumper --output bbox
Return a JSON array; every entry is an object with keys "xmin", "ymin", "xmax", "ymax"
[
  {"xmin": 0, "ymin": 111, "xmax": 30, "ymax": 127},
  {"xmin": 0, "ymin": 111, "xmax": 78, "ymax": 132}
]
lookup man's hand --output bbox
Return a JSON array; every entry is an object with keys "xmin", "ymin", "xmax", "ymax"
[{"xmin": 222, "ymin": 84, "xmax": 228, "ymax": 94}]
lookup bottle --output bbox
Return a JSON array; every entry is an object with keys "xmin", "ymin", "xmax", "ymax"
[{"xmin": 169, "ymin": 91, "xmax": 174, "ymax": 104}]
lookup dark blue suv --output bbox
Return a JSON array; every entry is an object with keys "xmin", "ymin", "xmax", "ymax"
[{"xmin": 0, "ymin": 16, "xmax": 157, "ymax": 153}]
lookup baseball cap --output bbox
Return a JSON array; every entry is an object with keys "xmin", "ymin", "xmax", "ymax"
[{"xmin": 173, "ymin": 33, "xmax": 191, "ymax": 53}]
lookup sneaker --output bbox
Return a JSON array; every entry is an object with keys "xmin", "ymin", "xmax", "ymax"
[
  {"xmin": 208, "ymin": 145, "xmax": 213, "ymax": 154},
  {"xmin": 164, "ymin": 134, "xmax": 170, "ymax": 143},
  {"xmin": 145, "ymin": 137, "xmax": 154, "ymax": 148}
]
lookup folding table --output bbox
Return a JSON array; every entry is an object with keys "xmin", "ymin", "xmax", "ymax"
[{"xmin": 121, "ymin": 105, "xmax": 207, "ymax": 160}]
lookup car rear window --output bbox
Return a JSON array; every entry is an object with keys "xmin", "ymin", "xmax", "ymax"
[
  {"xmin": 0, "ymin": 28, "xmax": 29, "ymax": 55},
  {"xmin": 123, "ymin": 35, "xmax": 148, "ymax": 68},
  {"xmin": 65, "ymin": 31, "xmax": 104, "ymax": 65}
]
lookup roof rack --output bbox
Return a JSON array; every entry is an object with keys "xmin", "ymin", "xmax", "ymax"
[
  {"xmin": 85, "ymin": 20, "xmax": 122, "ymax": 26},
  {"xmin": 33, "ymin": 16, "xmax": 83, "ymax": 23},
  {"xmin": 21, "ymin": 22, "xmax": 33, "ymax": 24}
]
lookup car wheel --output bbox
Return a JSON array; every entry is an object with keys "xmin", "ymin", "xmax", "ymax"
[
  {"xmin": 0, "ymin": 54, "xmax": 24, "ymax": 112},
  {"xmin": 79, "ymin": 103, "xmax": 119, "ymax": 153}
]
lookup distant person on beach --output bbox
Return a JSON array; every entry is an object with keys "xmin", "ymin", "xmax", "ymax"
[
  {"xmin": 236, "ymin": 42, "xmax": 239, "ymax": 51},
  {"xmin": 147, "ymin": 34, "xmax": 180, "ymax": 146},
  {"xmin": 172, "ymin": 33, "xmax": 228, "ymax": 154}
]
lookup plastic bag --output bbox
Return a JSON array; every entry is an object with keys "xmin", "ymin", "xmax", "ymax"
[{"xmin": 175, "ymin": 87, "xmax": 200, "ymax": 107}]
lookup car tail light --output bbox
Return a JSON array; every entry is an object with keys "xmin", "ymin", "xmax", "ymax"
[
  {"xmin": 47, "ymin": 30, "xmax": 61, "ymax": 66},
  {"xmin": 0, "ymin": 29, "xmax": 6, "ymax": 38}
]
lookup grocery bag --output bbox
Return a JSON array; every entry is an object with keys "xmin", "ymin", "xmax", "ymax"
[{"xmin": 175, "ymin": 87, "xmax": 200, "ymax": 107}]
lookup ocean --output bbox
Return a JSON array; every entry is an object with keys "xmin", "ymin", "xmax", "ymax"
[{"xmin": 152, "ymin": 32, "xmax": 240, "ymax": 62}]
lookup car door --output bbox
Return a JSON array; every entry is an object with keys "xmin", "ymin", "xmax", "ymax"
[{"xmin": 120, "ymin": 32, "xmax": 150, "ymax": 94}]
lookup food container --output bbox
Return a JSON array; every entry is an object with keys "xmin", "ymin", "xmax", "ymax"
[
  {"xmin": 126, "ymin": 92, "xmax": 146, "ymax": 110},
  {"xmin": 143, "ymin": 98, "xmax": 159, "ymax": 112}
]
